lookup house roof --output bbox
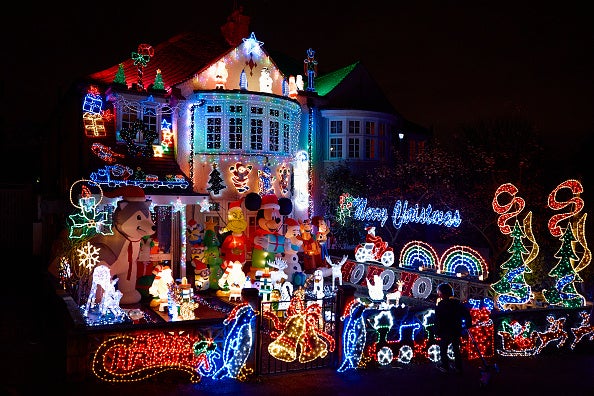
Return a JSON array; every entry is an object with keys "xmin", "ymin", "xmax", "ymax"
[
  {"xmin": 315, "ymin": 62, "xmax": 359, "ymax": 96},
  {"xmin": 87, "ymin": 31, "xmax": 231, "ymax": 92},
  {"xmin": 315, "ymin": 61, "xmax": 400, "ymax": 115}
]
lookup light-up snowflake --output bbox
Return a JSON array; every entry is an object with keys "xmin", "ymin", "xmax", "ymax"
[{"xmin": 77, "ymin": 242, "xmax": 101, "ymax": 271}]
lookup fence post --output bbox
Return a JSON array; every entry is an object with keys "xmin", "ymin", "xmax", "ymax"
[
  {"xmin": 334, "ymin": 284, "xmax": 356, "ymax": 367},
  {"xmin": 241, "ymin": 287, "xmax": 261, "ymax": 376}
]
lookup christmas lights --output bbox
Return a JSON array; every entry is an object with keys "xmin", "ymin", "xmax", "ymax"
[
  {"xmin": 399, "ymin": 240, "xmax": 439, "ymax": 271},
  {"xmin": 212, "ymin": 303, "xmax": 256, "ymax": 380},
  {"xmin": 491, "ymin": 221, "xmax": 533, "ymax": 310},
  {"xmin": 92, "ymin": 331, "xmax": 207, "ymax": 383},
  {"xmin": 542, "ymin": 224, "xmax": 586, "ymax": 308},
  {"xmin": 264, "ymin": 289, "xmax": 335, "ymax": 363}
]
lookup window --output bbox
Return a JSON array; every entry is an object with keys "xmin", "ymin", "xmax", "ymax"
[
  {"xmin": 283, "ymin": 124, "xmax": 290, "ymax": 152},
  {"xmin": 119, "ymin": 102, "xmax": 158, "ymax": 144},
  {"xmin": 251, "ymin": 106, "xmax": 263, "ymax": 115},
  {"xmin": 365, "ymin": 121, "xmax": 375, "ymax": 135},
  {"xmin": 250, "ymin": 119, "xmax": 263, "ymax": 150},
  {"xmin": 379, "ymin": 140, "xmax": 386, "ymax": 160},
  {"xmin": 379, "ymin": 123, "xmax": 386, "ymax": 136},
  {"xmin": 330, "ymin": 120, "xmax": 342, "ymax": 134},
  {"xmin": 330, "ymin": 138, "xmax": 343, "ymax": 158},
  {"xmin": 142, "ymin": 106, "xmax": 157, "ymax": 140},
  {"xmin": 269, "ymin": 121, "xmax": 279, "ymax": 151},
  {"xmin": 348, "ymin": 138, "xmax": 360, "ymax": 158},
  {"xmin": 206, "ymin": 117, "xmax": 222, "ymax": 149},
  {"xmin": 348, "ymin": 120, "xmax": 360, "ymax": 134},
  {"xmin": 230, "ymin": 105, "xmax": 243, "ymax": 113},
  {"xmin": 270, "ymin": 108, "xmax": 279, "ymax": 117},
  {"xmin": 229, "ymin": 117, "xmax": 243, "ymax": 150},
  {"xmin": 365, "ymin": 138, "xmax": 375, "ymax": 159},
  {"xmin": 121, "ymin": 105, "xmax": 138, "ymax": 134}
]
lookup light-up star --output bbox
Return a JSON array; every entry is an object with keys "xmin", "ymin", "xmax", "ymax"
[
  {"xmin": 161, "ymin": 119, "xmax": 172, "ymax": 130},
  {"xmin": 200, "ymin": 198, "xmax": 211, "ymax": 212},
  {"xmin": 242, "ymin": 32, "xmax": 264, "ymax": 56}
]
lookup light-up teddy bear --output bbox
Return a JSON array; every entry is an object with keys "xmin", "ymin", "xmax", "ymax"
[{"xmin": 149, "ymin": 265, "xmax": 174, "ymax": 311}]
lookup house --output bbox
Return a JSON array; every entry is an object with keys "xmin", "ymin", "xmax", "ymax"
[{"xmin": 49, "ymin": 13, "xmax": 429, "ymax": 281}]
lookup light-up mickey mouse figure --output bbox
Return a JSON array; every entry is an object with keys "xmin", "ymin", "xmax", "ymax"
[{"xmin": 245, "ymin": 192, "xmax": 293, "ymax": 270}]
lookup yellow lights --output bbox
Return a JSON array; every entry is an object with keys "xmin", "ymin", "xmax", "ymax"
[
  {"xmin": 263, "ymin": 289, "xmax": 336, "ymax": 363},
  {"xmin": 92, "ymin": 332, "xmax": 204, "ymax": 383}
]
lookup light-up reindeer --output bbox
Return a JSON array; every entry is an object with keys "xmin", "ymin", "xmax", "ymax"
[
  {"xmin": 570, "ymin": 310, "xmax": 594, "ymax": 349},
  {"xmin": 535, "ymin": 315, "xmax": 568, "ymax": 354},
  {"xmin": 325, "ymin": 255, "xmax": 347, "ymax": 289}
]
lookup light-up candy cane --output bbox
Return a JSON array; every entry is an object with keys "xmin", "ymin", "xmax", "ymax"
[{"xmin": 131, "ymin": 43, "xmax": 154, "ymax": 91}]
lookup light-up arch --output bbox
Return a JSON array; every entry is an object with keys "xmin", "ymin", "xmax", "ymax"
[
  {"xmin": 399, "ymin": 241, "xmax": 439, "ymax": 272},
  {"xmin": 440, "ymin": 246, "xmax": 488, "ymax": 280}
]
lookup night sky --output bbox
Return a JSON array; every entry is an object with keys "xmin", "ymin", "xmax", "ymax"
[{"xmin": 3, "ymin": 1, "xmax": 592, "ymax": 177}]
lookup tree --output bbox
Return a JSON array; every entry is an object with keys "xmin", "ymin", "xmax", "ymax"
[
  {"xmin": 491, "ymin": 221, "xmax": 532, "ymax": 310},
  {"xmin": 542, "ymin": 224, "xmax": 585, "ymax": 308},
  {"xmin": 206, "ymin": 163, "xmax": 226, "ymax": 195},
  {"xmin": 113, "ymin": 63, "xmax": 127, "ymax": 86}
]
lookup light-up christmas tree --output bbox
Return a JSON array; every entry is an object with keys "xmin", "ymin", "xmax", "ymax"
[
  {"xmin": 113, "ymin": 63, "xmax": 127, "ymax": 86},
  {"xmin": 152, "ymin": 69, "xmax": 165, "ymax": 91},
  {"xmin": 543, "ymin": 224, "xmax": 585, "ymax": 308},
  {"xmin": 206, "ymin": 163, "xmax": 226, "ymax": 195},
  {"xmin": 491, "ymin": 221, "xmax": 532, "ymax": 310}
]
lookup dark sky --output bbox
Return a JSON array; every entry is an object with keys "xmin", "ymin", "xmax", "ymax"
[{"xmin": 4, "ymin": 1, "xmax": 592, "ymax": 162}]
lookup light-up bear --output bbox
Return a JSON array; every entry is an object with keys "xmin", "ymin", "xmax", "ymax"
[{"xmin": 149, "ymin": 265, "xmax": 175, "ymax": 311}]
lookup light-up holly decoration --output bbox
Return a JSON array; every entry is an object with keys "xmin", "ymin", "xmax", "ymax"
[
  {"xmin": 263, "ymin": 288, "xmax": 336, "ymax": 363},
  {"xmin": 491, "ymin": 183, "xmax": 537, "ymax": 309},
  {"xmin": 68, "ymin": 181, "xmax": 112, "ymax": 239},
  {"xmin": 131, "ymin": 43, "xmax": 154, "ymax": 91},
  {"xmin": 543, "ymin": 179, "xmax": 589, "ymax": 308}
]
